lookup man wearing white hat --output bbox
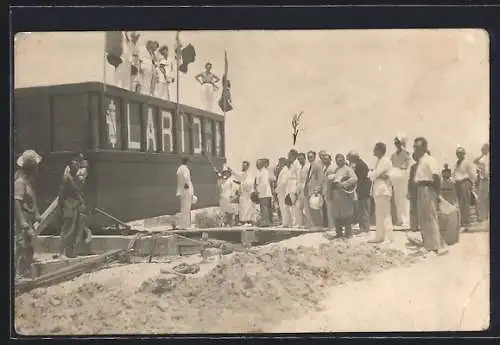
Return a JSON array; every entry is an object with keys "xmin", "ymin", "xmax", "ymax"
[
  {"xmin": 176, "ymin": 156, "xmax": 195, "ymax": 229},
  {"xmin": 14, "ymin": 150, "xmax": 43, "ymax": 278},
  {"xmin": 390, "ymin": 132, "xmax": 412, "ymax": 227}
]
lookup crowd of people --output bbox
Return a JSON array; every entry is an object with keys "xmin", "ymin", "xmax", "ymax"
[
  {"xmin": 13, "ymin": 134, "xmax": 489, "ymax": 278},
  {"xmin": 177, "ymin": 134, "xmax": 490, "ymax": 256}
]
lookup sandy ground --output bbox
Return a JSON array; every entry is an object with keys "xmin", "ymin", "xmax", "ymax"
[
  {"xmin": 271, "ymin": 231, "xmax": 490, "ymax": 333},
  {"xmin": 14, "ymin": 229, "xmax": 489, "ymax": 335}
]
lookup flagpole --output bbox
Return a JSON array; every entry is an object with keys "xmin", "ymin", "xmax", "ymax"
[
  {"xmin": 176, "ymin": 31, "xmax": 180, "ymax": 108},
  {"xmin": 223, "ymin": 50, "xmax": 227, "ymax": 118},
  {"xmin": 223, "ymin": 51, "xmax": 226, "ymax": 119},
  {"xmin": 102, "ymin": 34, "xmax": 108, "ymax": 150},
  {"xmin": 175, "ymin": 31, "xmax": 181, "ymax": 154}
]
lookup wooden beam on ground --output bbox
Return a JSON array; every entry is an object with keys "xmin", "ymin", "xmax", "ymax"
[{"xmin": 15, "ymin": 249, "xmax": 126, "ymax": 295}]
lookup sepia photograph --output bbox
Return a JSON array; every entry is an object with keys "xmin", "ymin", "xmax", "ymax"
[{"xmin": 12, "ymin": 29, "xmax": 490, "ymax": 335}]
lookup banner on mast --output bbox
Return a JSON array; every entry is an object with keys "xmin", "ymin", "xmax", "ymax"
[
  {"xmin": 219, "ymin": 50, "xmax": 233, "ymax": 113},
  {"xmin": 105, "ymin": 31, "xmax": 125, "ymax": 69},
  {"xmin": 176, "ymin": 32, "xmax": 196, "ymax": 74}
]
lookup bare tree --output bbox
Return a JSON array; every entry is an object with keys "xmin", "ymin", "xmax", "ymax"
[{"xmin": 291, "ymin": 111, "xmax": 304, "ymax": 146}]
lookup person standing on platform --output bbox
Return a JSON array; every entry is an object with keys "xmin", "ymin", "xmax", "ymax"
[
  {"xmin": 413, "ymin": 137, "xmax": 448, "ymax": 255},
  {"xmin": 304, "ymin": 151, "xmax": 324, "ymax": 229},
  {"xmin": 453, "ymin": 146, "xmax": 477, "ymax": 232},
  {"xmin": 368, "ymin": 142, "xmax": 394, "ymax": 244},
  {"xmin": 347, "ymin": 151, "xmax": 372, "ymax": 234},
  {"xmin": 321, "ymin": 153, "xmax": 336, "ymax": 230},
  {"xmin": 276, "ymin": 157, "xmax": 294, "ymax": 227},
  {"xmin": 330, "ymin": 154, "xmax": 358, "ymax": 238},
  {"xmin": 176, "ymin": 156, "xmax": 194, "ymax": 230},
  {"xmin": 74, "ymin": 155, "xmax": 93, "ymax": 254},
  {"xmin": 286, "ymin": 149, "xmax": 301, "ymax": 227},
  {"xmin": 230, "ymin": 161, "xmax": 256, "ymax": 226},
  {"xmin": 217, "ymin": 168, "xmax": 238, "ymax": 227},
  {"xmin": 273, "ymin": 157, "xmax": 288, "ymax": 224},
  {"xmin": 390, "ymin": 133, "xmax": 412, "ymax": 227},
  {"xmin": 474, "ymin": 143, "xmax": 490, "ymax": 223},
  {"xmin": 296, "ymin": 152, "xmax": 310, "ymax": 228},
  {"xmin": 256, "ymin": 159, "xmax": 273, "ymax": 227},
  {"xmin": 58, "ymin": 155, "xmax": 87, "ymax": 258},
  {"xmin": 14, "ymin": 150, "xmax": 42, "ymax": 278}
]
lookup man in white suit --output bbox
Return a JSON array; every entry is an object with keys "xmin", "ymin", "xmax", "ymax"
[{"xmin": 176, "ymin": 156, "xmax": 194, "ymax": 229}]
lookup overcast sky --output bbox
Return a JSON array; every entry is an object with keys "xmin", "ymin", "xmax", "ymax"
[{"xmin": 15, "ymin": 29, "xmax": 489, "ymax": 169}]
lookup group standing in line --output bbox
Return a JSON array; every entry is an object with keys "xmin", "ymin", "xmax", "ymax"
[
  {"xmin": 174, "ymin": 135, "xmax": 490, "ymax": 256},
  {"xmin": 13, "ymin": 137, "xmax": 489, "ymax": 278}
]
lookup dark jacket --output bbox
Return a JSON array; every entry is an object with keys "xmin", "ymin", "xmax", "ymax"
[{"xmin": 353, "ymin": 159, "xmax": 372, "ymax": 199}]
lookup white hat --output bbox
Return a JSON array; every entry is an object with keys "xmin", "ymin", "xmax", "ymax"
[
  {"xmin": 395, "ymin": 132, "xmax": 408, "ymax": 146},
  {"xmin": 192, "ymin": 195, "xmax": 198, "ymax": 205},
  {"xmin": 17, "ymin": 150, "xmax": 42, "ymax": 168}
]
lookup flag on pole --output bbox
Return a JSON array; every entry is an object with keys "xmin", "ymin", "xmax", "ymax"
[
  {"xmin": 105, "ymin": 31, "xmax": 125, "ymax": 69},
  {"xmin": 219, "ymin": 50, "xmax": 233, "ymax": 112},
  {"xmin": 176, "ymin": 32, "xmax": 196, "ymax": 74}
]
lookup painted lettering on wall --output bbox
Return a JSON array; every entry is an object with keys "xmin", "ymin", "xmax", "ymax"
[
  {"xmin": 146, "ymin": 107, "xmax": 157, "ymax": 152},
  {"xmin": 215, "ymin": 122, "xmax": 222, "ymax": 156},
  {"xmin": 161, "ymin": 110, "xmax": 173, "ymax": 153},
  {"xmin": 192, "ymin": 116, "xmax": 202, "ymax": 154},
  {"xmin": 127, "ymin": 102, "xmax": 141, "ymax": 150},
  {"xmin": 204, "ymin": 118, "xmax": 213, "ymax": 154},
  {"xmin": 106, "ymin": 99, "xmax": 118, "ymax": 148},
  {"xmin": 180, "ymin": 114, "xmax": 186, "ymax": 153}
]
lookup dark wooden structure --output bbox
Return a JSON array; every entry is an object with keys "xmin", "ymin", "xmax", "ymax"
[{"xmin": 14, "ymin": 82, "xmax": 226, "ymax": 232}]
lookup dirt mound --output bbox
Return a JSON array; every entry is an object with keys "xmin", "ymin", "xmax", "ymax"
[{"xmin": 15, "ymin": 239, "xmax": 414, "ymax": 335}]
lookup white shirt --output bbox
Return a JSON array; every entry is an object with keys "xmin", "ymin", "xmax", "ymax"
[
  {"xmin": 176, "ymin": 164, "xmax": 193, "ymax": 196},
  {"xmin": 453, "ymin": 158, "xmax": 477, "ymax": 183},
  {"xmin": 370, "ymin": 156, "xmax": 393, "ymax": 197},
  {"xmin": 477, "ymin": 153, "xmax": 490, "ymax": 178},
  {"xmin": 297, "ymin": 162, "xmax": 311, "ymax": 192},
  {"xmin": 277, "ymin": 166, "xmax": 292, "ymax": 194},
  {"xmin": 414, "ymin": 153, "xmax": 439, "ymax": 183},
  {"xmin": 256, "ymin": 168, "xmax": 272, "ymax": 198}
]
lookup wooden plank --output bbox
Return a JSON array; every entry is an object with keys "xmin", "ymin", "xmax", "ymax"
[
  {"xmin": 15, "ymin": 249, "xmax": 126, "ymax": 294},
  {"xmin": 31, "ymin": 255, "xmax": 99, "ymax": 279},
  {"xmin": 34, "ymin": 197, "xmax": 60, "ymax": 236}
]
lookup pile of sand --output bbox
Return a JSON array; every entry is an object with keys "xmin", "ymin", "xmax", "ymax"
[{"xmin": 15, "ymin": 238, "xmax": 416, "ymax": 335}]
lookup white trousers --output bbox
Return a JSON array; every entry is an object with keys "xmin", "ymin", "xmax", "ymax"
[
  {"xmin": 114, "ymin": 61, "xmax": 132, "ymax": 90},
  {"xmin": 294, "ymin": 192, "xmax": 306, "ymax": 226},
  {"xmin": 201, "ymin": 84, "xmax": 216, "ymax": 112},
  {"xmin": 374, "ymin": 195, "xmax": 394, "ymax": 242},
  {"xmin": 277, "ymin": 191, "xmax": 294, "ymax": 227},
  {"xmin": 156, "ymin": 82, "xmax": 171, "ymax": 101},
  {"xmin": 391, "ymin": 169, "xmax": 410, "ymax": 225},
  {"xmin": 178, "ymin": 191, "xmax": 193, "ymax": 229},
  {"xmin": 324, "ymin": 198, "xmax": 335, "ymax": 229}
]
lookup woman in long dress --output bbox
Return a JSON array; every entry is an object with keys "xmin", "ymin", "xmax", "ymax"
[
  {"xmin": 156, "ymin": 45, "xmax": 175, "ymax": 100},
  {"xmin": 329, "ymin": 154, "xmax": 358, "ymax": 238},
  {"xmin": 195, "ymin": 62, "xmax": 220, "ymax": 112},
  {"xmin": 230, "ymin": 161, "xmax": 256, "ymax": 226},
  {"xmin": 218, "ymin": 169, "xmax": 238, "ymax": 226}
]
